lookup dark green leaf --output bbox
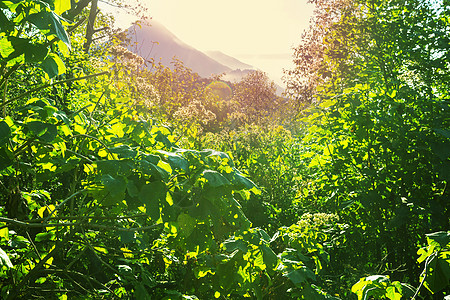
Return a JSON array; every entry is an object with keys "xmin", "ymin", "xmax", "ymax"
[
  {"xmin": 101, "ymin": 174, "xmax": 127, "ymax": 205},
  {"xmin": 155, "ymin": 131, "xmax": 172, "ymax": 148},
  {"xmin": 0, "ymin": 121, "xmax": 11, "ymax": 144},
  {"xmin": 120, "ymin": 231, "xmax": 135, "ymax": 244},
  {"xmin": 141, "ymin": 153, "xmax": 160, "ymax": 164},
  {"xmin": 285, "ymin": 267, "xmax": 316, "ymax": 287},
  {"xmin": 0, "ymin": 148, "xmax": 13, "ymax": 170},
  {"xmin": 24, "ymin": 43, "xmax": 49, "ymax": 63},
  {"xmin": 301, "ymin": 284, "xmax": 326, "ymax": 300},
  {"xmin": 426, "ymin": 231, "xmax": 450, "ymax": 248},
  {"xmin": 138, "ymin": 160, "xmax": 169, "ymax": 180},
  {"xmin": 0, "ymin": 10, "xmax": 14, "ymax": 33},
  {"xmin": 135, "ymin": 283, "xmax": 151, "ymax": 300},
  {"xmin": 177, "ymin": 213, "xmax": 196, "ymax": 238},
  {"xmin": 41, "ymin": 53, "xmax": 66, "ymax": 78},
  {"xmin": 27, "ymin": 11, "xmax": 71, "ymax": 47},
  {"xmin": 139, "ymin": 181, "xmax": 166, "ymax": 220},
  {"xmin": 425, "ymin": 254, "xmax": 450, "ymax": 293},
  {"xmin": 110, "ymin": 145, "xmax": 137, "ymax": 159},
  {"xmin": 203, "ymin": 170, "xmax": 230, "ymax": 188},
  {"xmin": 434, "ymin": 128, "xmax": 450, "ymax": 139},
  {"xmin": 261, "ymin": 244, "xmax": 278, "ymax": 270},
  {"xmin": 157, "ymin": 150, "xmax": 189, "ymax": 171},
  {"xmin": 229, "ymin": 169, "xmax": 256, "ymax": 189},
  {"xmin": 4, "ymin": 36, "xmax": 28, "ymax": 61},
  {"xmin": 97, "ymin": 160, "xmax": 133, "ymax": 177},
  {"xmin": 35, "ymin": 231, "xmax": 56, "ymax": 242},
  {"xmin": 223, "ymin": 238, "xmax": 248, "ymax": 253},
  {"xmin": 126, "ymin": 179, "xmax": 139, "ymax": 198},
  {"xmin": 27, "ymin": 121, "xmax": 57, "ymax": 142}
]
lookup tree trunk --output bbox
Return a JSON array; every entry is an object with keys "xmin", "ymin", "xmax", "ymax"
[{"xmin": 83, "ymin": 0, "xmax": 98, "ymax": 53}]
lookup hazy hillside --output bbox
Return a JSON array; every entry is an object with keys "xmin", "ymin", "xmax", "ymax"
[
  {"xmin": 205, "ymin": 50, "xmax": 254, "ymax": 70},
  {"xmin": 125, "ymin": 20, "xmax": 284, "ymax": 94},
  {"xmin": 127, "ymin": 21, "xmax": 231, "ymax": 77}
]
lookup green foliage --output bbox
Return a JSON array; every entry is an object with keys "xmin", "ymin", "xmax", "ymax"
[
  {"xmin": 1, "ymin": 0, "xmax": 448, "ymax": 298},
  {"xmin": 0, "ymin": 1, "xmax": 337, "ymax": 299},
  {"xmin": 352, "ymin": 231, "xmax": 450, "ymax": 299},
  {"xmin": 0, "ymin": 0, "xmax": 71, "ymax": 77},
  {"xmin": 201, "ymin": 124, "xmax": 305, "ymax": 232},
  {"xmin": 417, "ymin": 231, "xmax": 450, "ymax": 295},
  {"xmin": 284, "ymin": 0, "xmax": 450, "ymax": 296},
  {"xmin": 352, "ymin": 275, "xmax": 414, "ymax": 300}
]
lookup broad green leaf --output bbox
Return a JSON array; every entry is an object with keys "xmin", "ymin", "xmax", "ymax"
[
  {"xmin": 97, "ymin": 159, "xmax": 133, "ymax": 177},
  {"xmin": 139, "ymin": 181, "xmax": 166, "ymax": 220},
  {"xmin": 157, "ymin": 150, "xmax": 189, "ymax": 171},
  {"xmin": 27, "ymin": 121, "xmax": 57, "ymax": 142},
  {"xmin": 101, "ymin": 174, "xmax": 127, "ymax": 205},
  {"xmin": 135, "ymin": 283, "xmax": 150, "ymax": 299},
  {"xmin": 203, "ymin": 170, "xmax": 230, "ymax": 188},
  {"xmin": 0, "ymin": 37, "xmax": 14, "ymax": 59},
  {"xmin": 434, "ymin": 128, "xmax": 450, "ymax": 139},
  {"xmin": 141, "ymin": 153, "xmax": 160, "ymax": 164},
  {"xmin": 126, "ymin": 180, "xmax": 139, "ymax": 198},
  {"xmin": 0, "ymin": 9, "xmax": 14, "ymax": 32},
  {"xmin": 0, "ymin": 121, "xmax": 11, "ymax": 144},
  {"xmin": 177, "ymin": 213, "xmax": 196, "ymax": 238},
  {"xmin": 155, "ymin": 131, "xmax": 173, "ymax": 148},
  {"xmin": 110, "ymin": 145, "xmax": 137, "ymax": 159},
  {"xmin": 41, "ymin": 53, "xmax": 66, "ymax": 78},
  {"xmin": 35, "ymin": 231, "xmax": 56, "ymax": 242},
  {"xmin": 138, "ymin": 159, "xmax": 169, "ymax": 180},
  {"xmin": 4, "ymin": 36, "xmax": 31, "ymax": 61},
  {"xmin": 261, "ymin": 244, "xmax": 278, "ymax": 270},
  {"xmin": 285, "ymin": 267, "xmax": 316, "ymax": 287},
  {"xmin": 228, "ymin": 169, "xmax": 256, "ymax": 190},
  {"xmin": 27, "ymin": 11, "xmax": 71, "ymax": 47},
  {"xmin": 424, "ymin": 254, "xmax": 450, "ymax": 294},
  {"xmin": 119, "ymin": 231, "xmax": 135, "ymax": 244},
  {"xmin": 431, "ymin": 141, "xmax": 450, "ymax": 161},
  {"xmin": 426, "ymin": 231, "xmax": 450, "ymax": 248},
  {"xmin": 24, "ymin": 43, "xmax": 49, "ymax": 63},
  {"xmin": 0, "ymin": 148, "xmax": 13, "ymax": 170},
  {"xmin": 223, "ymin": 238, "xmax": 248, "ymax": 253}
]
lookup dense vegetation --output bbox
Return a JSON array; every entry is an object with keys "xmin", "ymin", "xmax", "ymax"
[{"xmin": 0, "ymin": 0, "xmax": 448, "ymax": 299}]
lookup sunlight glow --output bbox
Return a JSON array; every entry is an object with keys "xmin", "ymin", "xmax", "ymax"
[{"xmin": 103, "ymin": 0, "xmax": 315, "ymax": 85}]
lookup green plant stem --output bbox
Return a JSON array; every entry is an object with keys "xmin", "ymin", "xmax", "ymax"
[
  {"xmin": 0, "ymin": 64, "xmax": 21, "ymax": 92},
  {"xmin": 2, "ymin": 77, "xmax": 7, "ymax": 117},
  {"xmin": 0, "ymin": 216, "xmax": 162, "ymax": 232},
  {"xmin": 412, "ymin": 251, "xmax": 438, "ymax": 299},
  {"xmin": 44, "ymin": 189, "xmax": 86, "ymax": 221},
  {"xmin": 72, "ymin": 133, "xmax": 115, "ymax": 158},
  {"xmin": 7, "ymin": 244, "xmax": 59, "ymax": 300},
  {"xmin": 40, "ymin": 268, "xmax": 117, "ymax": 298},
  {"xmin": 28, "ymin": 213, "xmax": 148, "ymax": 223},
  {"xmin": 1, "ymin": 71, "xmax": 109, "ymax": 108}
]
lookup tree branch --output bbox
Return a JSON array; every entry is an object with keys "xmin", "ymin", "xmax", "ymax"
[
  {"xmin": 0, "ymin": 216, "xmax": 162, "ymax": 232},
  {"xmin": 1, "ymin": 71, "xmax": 109, "ymax": 109}
]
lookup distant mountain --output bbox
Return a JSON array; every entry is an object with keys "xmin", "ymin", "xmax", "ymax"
[
  {"xmin": 126, "ymin": 21, "xmax": 232, "ymax": 78},
  {"xmin": 125, "ymin": 20, "xmax": 284, "ymax": 94},
  {"xmin": 205, "ymin": 50, "xmax": 254, "ymax": 71}
]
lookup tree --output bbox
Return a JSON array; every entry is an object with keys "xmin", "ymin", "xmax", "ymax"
[
  {"xmin": 232, "ymin": 70, "xmax": 281, "ymax": 125},
  {"xmin": 286, "ymin": 0, "xmax": 450, "ymax": 296}
]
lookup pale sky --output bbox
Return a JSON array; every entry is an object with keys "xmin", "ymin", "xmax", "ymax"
[{"xmin": 101, "ymin": 0, "xmax": 315, "ymax": 85}]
